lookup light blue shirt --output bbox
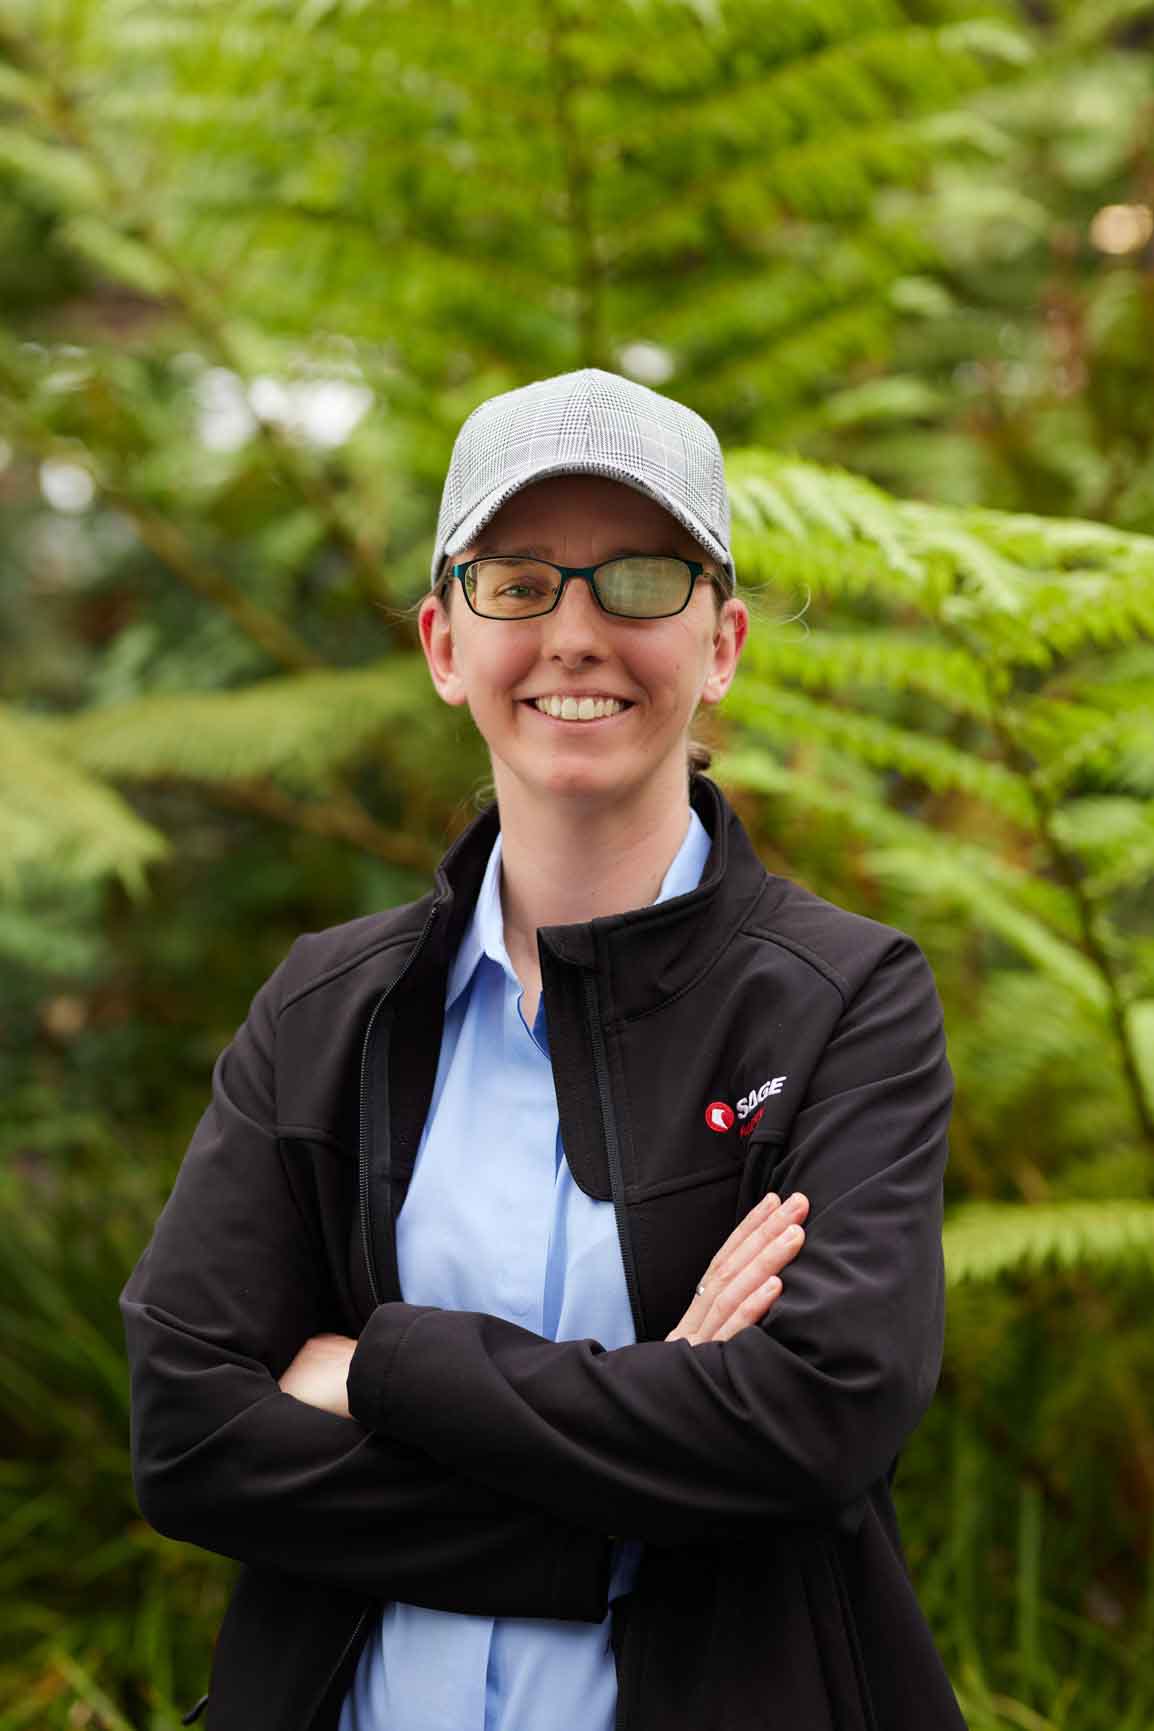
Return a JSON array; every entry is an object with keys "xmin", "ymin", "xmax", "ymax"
[{"xmin": 339, "ymin": 807, "xmax": 713, "ymax": 1731}]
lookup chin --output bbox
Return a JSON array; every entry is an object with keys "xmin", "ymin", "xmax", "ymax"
[{"xmin": 529, "ymin": 752, "xmax": 671, "ymax": 813}]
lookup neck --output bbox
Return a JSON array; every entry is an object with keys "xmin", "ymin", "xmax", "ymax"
[{"xmin": 493, "ymin": 767, "xmax": 694, "ymax": 961}]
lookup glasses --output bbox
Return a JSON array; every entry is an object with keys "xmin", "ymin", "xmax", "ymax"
[{"xmin": 443, "ymin": 555, "xmax": 724, "ymax": 620}]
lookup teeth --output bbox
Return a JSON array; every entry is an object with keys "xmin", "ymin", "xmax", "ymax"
[{"xmin": 532, "ymin": 696, "xmax": 626, "ymax": 720}]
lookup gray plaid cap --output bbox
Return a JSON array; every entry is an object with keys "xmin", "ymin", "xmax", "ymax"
[{"xmin": 431, "ymin": 367, "xmax": 735, "ymax": 590}]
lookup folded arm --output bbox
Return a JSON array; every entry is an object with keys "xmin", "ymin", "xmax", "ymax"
[
  {"xmin": 346, "ymin": 936, "xmax": 954, "ymax": 1548},
  {"xmin": 119, "ymin": 947, "xmax": 610, "ymax": 1622}
]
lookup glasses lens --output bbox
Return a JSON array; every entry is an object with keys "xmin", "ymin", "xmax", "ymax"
[
  {"xmin": 469, "ymin": 558, "xmax": 560, "ymax": 617},
  {"xmin": 596, "ymin": 557, "xmax": 693, "ymax": 617}
]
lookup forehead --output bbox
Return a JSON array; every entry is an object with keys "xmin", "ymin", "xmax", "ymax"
[{"xmin": 472, "ymin": 473, "xmax": 701, "ymax": 558}]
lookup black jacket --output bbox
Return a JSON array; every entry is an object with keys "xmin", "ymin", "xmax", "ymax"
[{"xmin": 120, "ymin": 776, "xmax": 968, "ymax": 1731}]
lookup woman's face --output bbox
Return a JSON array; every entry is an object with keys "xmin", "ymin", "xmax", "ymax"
[{"xmin": 418, "ymin": 474, "xmax": 748, "ymax": 810}]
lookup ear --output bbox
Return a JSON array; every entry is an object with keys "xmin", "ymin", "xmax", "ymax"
[
  {"xmin": 418, "ymin": 590, "xmax": 469, "ymax": 707},
  {"xmin": 699, "ymin": 596, "xmax": 749, "ymax": 707}
]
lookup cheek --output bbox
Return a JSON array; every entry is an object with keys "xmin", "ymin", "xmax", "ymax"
[
  {"xmin": 457, "ymin": 635, "xmax": 536, "ymax": 708},
  {"xmin": 648, "ymin": 631, "xmax": 708, "ymax": 706}
]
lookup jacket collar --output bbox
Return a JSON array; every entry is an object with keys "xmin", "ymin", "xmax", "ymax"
[{"xmin": 426, "ymin": 777, "xmax": 776, "ymax": 1019}]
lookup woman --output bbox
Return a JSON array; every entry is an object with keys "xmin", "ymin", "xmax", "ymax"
[{"xmin": 121, "ymin": 368, "xmax": 965, "ymax": 1731}]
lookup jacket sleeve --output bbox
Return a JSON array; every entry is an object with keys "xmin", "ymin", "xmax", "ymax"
[
  {"xmin": 118, "ymin": 945, "xmax": 610, "ymax": 1621},
  {"xmin": 346, "ymin": 934, "xmax": 953, "ymax": 1546}
]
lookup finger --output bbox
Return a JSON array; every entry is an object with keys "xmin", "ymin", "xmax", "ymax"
[
  {"xmin": 698, "ymin": 1225, "xmax": 803, "ymax": 1340},
  {"xmin": 693, "ymin": 1189, "xmax": 783, "ymax": 1303},
  {"xmin": 711, "ymin": 1275, "xmax": 784, "ymax": 1344},
  {"xmin": 712, "ymin": 1193, "xmax": 809, "ymax": 1290},
  {"xmin": 698, "ymin": 1197, "xmax": 809, "ymax": 1301},
  {"xmin": 664, "ymin": 1227, "xmax": 794, "ymax": 1346}
]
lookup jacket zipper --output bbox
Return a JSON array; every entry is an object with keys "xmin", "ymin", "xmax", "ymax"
[
  {"xmin": 358, "ymin": 903, "xmax": 440, "ymax": 1307},
  {"xmin": 581, "ymin": 971, "xmax": 646, "ymax": 1340},
  {"xmin": 582, "ymin": 970, "xmax": 645, "ymax": 1731},
  {"xmin": 304, "ymin": 1604, "xmax": 372, "ymax": 1731}
]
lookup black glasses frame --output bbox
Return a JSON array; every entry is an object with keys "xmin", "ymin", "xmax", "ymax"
[{"xmin": 443, "ymin": 555, "xmax": 724, "ymax": 620}]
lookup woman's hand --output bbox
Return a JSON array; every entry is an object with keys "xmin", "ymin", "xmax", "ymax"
[
  {"xmin": 666, "ymin": 1189, "xmax": 808, "ymax": 1345},
  {"xmin": 278, "ymin": 1332, "xmax": 359, "ymax": 1419}
]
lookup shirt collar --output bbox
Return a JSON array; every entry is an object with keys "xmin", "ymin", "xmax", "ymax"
[{"xmin": 445, "ymin": 808, "xmax": 712, "ymax": 1011}]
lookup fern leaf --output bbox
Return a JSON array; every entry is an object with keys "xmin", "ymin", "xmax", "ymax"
[
  {"xmin": 945, "ymin": 971, "xmax": 1114, "ymax": 1127},
  {"xmin": 1048, "ymin": 798, "xmax": 1154, "ymax": 899},
  {"xmin": 1125, "ymin": 1000, "xmax": 1154, "ymax": 1116},
  {"xmin": 861, "ymin": 847, "xmax": 1109, "ymax": 1010},
  {"xmin": 729, "ymin": 450, "xmax": 924, "ymax": 580},
  {"xmin": 740, "ymin": 626, "xmax": 993, "ymax": 720},
  {"xmin": 716, "ymin": 747, "xmax": 1081, "ymax": 940},
  {"xmin": 902, "ymin": 502, "xmax": 1028, "ymax": 613},
  {"xmin": 37, "ymin": 659, "xmax": 431, "ymax": 793},
  {"xmin": 0, "ymin": 708, "xmax": 168, "ymax": 896},
  {"xmin": 943, "ymin": 1201, "xmax": 1154, "ymax": 1284},
  {"xmin": 730, "ymin": 685, "xmax": 1035, "ymax": 824}
]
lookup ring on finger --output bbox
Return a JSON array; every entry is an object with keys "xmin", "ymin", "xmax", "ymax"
[{"xmin": 695, "ymin": 1279, "xmax": 707, "ymax": 1297}]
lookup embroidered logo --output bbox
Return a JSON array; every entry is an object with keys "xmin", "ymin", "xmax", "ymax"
[
  {"xmin": 704, "ymin": 1101, "xmax": 735, "ymax": 1134},
  {"xmin": 737, "ymin": 1076, "xmax": 787, "ymax": 1119}
]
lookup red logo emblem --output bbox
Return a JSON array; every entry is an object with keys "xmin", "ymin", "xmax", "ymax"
[{"xmin": 704, "ymin": 1101, "xmax": 735, "ymax": 1133}]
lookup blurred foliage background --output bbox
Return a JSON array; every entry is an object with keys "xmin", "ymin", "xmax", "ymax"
[{"xmin": 2, "ymin": 0, "xmax": 1154, "ymax": 1726}]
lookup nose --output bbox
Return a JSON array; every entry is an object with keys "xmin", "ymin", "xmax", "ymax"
[{"xmin": 541, "ymin": 573, "xmax": 612, "ymax": 665}]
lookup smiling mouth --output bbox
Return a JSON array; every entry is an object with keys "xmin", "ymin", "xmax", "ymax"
[
  {"xmin": 522, "ymin": 695, "xmax": 636, "ymax": 723},
  {"xmin": 524, "ymin": 696, "xmax": 634, "ymax": 722}
]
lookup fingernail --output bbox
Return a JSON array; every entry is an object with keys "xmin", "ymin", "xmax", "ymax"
[{"xmin": 785, "ymin": 1225, "xmax": 803, "ymax": 1241}]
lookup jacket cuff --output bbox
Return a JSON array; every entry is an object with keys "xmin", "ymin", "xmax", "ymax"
[{"xmin": 347, "ymin": 1302, "xmax": 440, "ymax": 1433}]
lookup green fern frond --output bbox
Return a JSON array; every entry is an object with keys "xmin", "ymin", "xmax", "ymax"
[
  {"xmin": 816, "ymin": 372, "xmax": 953, "ymax": 431},
  {"xmin": 0, "ymin": 708, "xmax": 168, "ymax": 896},
  {"xmin": 0, "ymin": 904, "xmax": 104, "ymax": 973},
  {"xmin": 1048, "ymin": 798, "xmax": 1154, "ymax": 899},
  {"xmin": 1113, "ymin": 712, "xmax": 1154, "ymax": 796},
  {"xmin": 1010, "ymin": 697, "xmax": 1126, "ymax": 788},
  {"xmin": 729, "ymin": 685, "xmax": 1035, "ymax": 823},
  {"xmin": 0, "ymin": 125, "xmax": 103, "ymax": 212},
  {"xmin": 729, "ymin": 462, "xmax": 1154, "ymax": 677},
  {"xmin": 943, "ymin": 1201, "xmax": 1154, "ymax": 1284},
  {"xmin": 615, "ymin": 16, "xmax": 1021, "ymax": 160},
  {"xmin": 1125, "ymin": 1001, "xmax": 1154, "ymax": 1112},
  {"xmin": 998, "ymin": 559, "xmax": 1154, "ymax": 666},
  {"xmin": 1030, "ymin": 704, "xmax": 1154, "ymax": 800},
  {"xmin": 716, "ymin": 747, "xmax": 1081, "ymax": 939},
  {"xmin": 706, "ymin": 300, "xmax": 919, "ymax": 427},
  {"xmin": 731, "ymin": 523, "xmax": 929, "ymax": 608},
  {"xmin": 861, "ymin": 847, "xmax": 1108, "ymax": 1009},
  {"xmin": 959, "ymin": 506, "xmax": 1147, "ymax": 574},
  {"xmin": 650, "ymin": 224, "xmax": 933, "ymax": 360},
  {"xmin": 34, "ymin": 659, "xmax": 431, "ymax": 794},
  {"xmin": 945, "ymin": 971, "xmax": 1113, "ymax": 1124},
  {"xmin": 740, "ymin": 626, "xmax": 993, "ymax": 720},
  {"xmin": 729, "ymin": 450, "xmax": 925, "ymax": 581},
  {"xmin": 902, "ymin": 502, "xmax": 1033, "ymax": 614}
]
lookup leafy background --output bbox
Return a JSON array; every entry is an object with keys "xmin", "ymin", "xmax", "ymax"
[{"xmin": 2, "ymin": 0, "xmax": 1153, "ymax": 1726}]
